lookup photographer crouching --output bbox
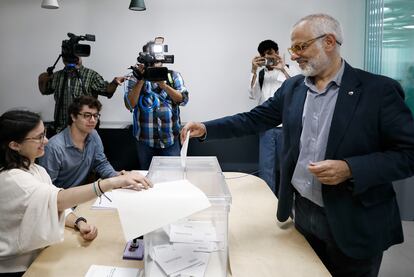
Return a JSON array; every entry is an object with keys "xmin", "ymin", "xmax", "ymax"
[
  {"xmin": 124, "ymin": 37, "xmax": 189, "ymax": 169},
  {"xmin": 38, "ymin": 33, "xmax": 125, "ymax": 133}
]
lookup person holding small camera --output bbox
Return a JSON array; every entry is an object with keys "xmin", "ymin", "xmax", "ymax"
[
  {"xmin": 38, "ymin": 54, "xmax": 125, "ymax": 134},
  {"xmin": 249, "ymin": 40, "xmax": 296, "ymax": 196},
  {"xmin": 124, "ymin": 39, "xmax": 189, "ymax": 169}
]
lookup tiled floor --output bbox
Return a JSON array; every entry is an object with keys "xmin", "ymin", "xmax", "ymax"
[{"xmin": 379, "ymin": 221, "xmax": 414, "ymax": 277}]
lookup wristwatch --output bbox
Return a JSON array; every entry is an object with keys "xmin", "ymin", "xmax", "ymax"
[{"xmin": 74, "ymin": 217, "xmax": 87, "ymax": 231}]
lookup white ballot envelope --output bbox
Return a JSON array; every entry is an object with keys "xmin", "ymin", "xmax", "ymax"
[{"xmin": 180, "ymin": 130, "xmax": 190, "ymax": 168}]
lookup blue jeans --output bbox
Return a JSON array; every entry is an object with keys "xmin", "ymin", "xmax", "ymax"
[
  {"xmin": 136, "ymin": 140, "xmax": 180, "ymax": 170},
  {"xmin": 259, "ymin": 127, "xmax": 282, "ymax": 195},
  {"xmin": 294, "ymin": 193, "xmax": 383, "ymax": 277}
]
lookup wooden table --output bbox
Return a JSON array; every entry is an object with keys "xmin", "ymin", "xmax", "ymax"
[
  {"xmin": 24, "ymin": 173, "xmax": 330, "ymax": 277},
  {"xmin": 226, "ymin": 172, "xmax": 330, "ymax": 277}
]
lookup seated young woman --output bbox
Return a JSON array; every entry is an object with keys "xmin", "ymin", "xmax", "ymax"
[{"xmin": 0, "ymin": 110, "xmax": 152, "ymax": 276}]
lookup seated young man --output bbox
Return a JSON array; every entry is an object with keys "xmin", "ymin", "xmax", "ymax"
[{"xmin": 39, "ymin": 95, "xmax": 145, "ymax": 189}]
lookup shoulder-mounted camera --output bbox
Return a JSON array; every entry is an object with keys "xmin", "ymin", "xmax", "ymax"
[{"xmin": 61, "ymin": 33, "xmax": 96, "ymax": 64}]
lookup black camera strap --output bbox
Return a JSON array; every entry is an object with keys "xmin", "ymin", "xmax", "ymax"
[{"xmin": 258, "ymin": 68, "xmax": 265, "ymax": 90}]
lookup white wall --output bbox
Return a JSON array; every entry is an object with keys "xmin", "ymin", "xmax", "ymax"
[{"xmin": 0, "ymin": 0, "xmax": 365, "ymax": 126}]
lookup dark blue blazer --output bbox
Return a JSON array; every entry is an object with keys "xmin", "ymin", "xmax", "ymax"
[{"xmin": 204, "ymin": 62, "xmax": 414, "ymax": 259}]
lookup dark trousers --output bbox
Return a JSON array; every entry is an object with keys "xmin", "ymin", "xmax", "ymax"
[
  {"xmin": 137, "ymin": 140, "xmax": 180, "ymax": 170},
  {"xmin": 258, "ymin": 127, "xmax": 283, "ymax": 196},
  {"xmin": 294, "ymin": 193, "xmax": 383, "ymax": 277}
]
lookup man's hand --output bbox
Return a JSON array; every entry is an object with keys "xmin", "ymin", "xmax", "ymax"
[
  {"xmin": 180, "ymin": 122, "xmax": 207, "ymax": 144},
  {"xmin": 270, "ymin": 53, "xmax": 284, "ymax": 71},
  {"xmin": 131, "ymin": 64, "xmax": 145, "ymax": 80},
  {"xmin": 77, "ymin": 221, "xmax": 98, "ymax": 241},
  {"xmin": 156, "ymin": 80, "xmax": 168, "ymax": 90},
  {"xmin": 112, "ymin": 76, "xmax": 126, "ymax": 86},
  {"xmin": 308, "ymin": 160, "xmax": 352, "ymax": 185},
  {"xmin": 251, "ymin": 55, "xmax": 265, "ymax": 73}
]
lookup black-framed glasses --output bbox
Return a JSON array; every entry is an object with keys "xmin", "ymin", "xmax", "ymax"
[
  {"xmin": 23, "ymin": 129, "xmax": 47, "ymax": 144},
  {"xmin": 78, "ymin": 112, "xmax": 101, "ymax": 120}
]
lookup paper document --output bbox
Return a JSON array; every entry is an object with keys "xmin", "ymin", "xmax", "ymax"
[
  {"xmin": 113, "ymin": 179, "xmax": 211, "ymax": 241},
  {"xmin": 180, "ymin": 130, "xmax": 190, "ymax": 168},
  {"xmin": 84, "ymin": 265, "xmax": 142, "ymax": 277}
]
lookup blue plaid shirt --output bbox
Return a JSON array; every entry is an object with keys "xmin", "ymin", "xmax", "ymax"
[{"xmin": 125, "ymin": 71, "xmax": 189, "ymax": 148}]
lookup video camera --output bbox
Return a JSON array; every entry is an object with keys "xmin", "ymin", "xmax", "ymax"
[
  {"xmin": 61, "ymin": 33, "xmax": 96, "ymax": 63},
  {"xmin": 131, "ymin": 37, "xmax": 174, "ymax": 81},
  {"xmin": 47, "ymin": 33, "xmax": 96, "ymax": 75}
]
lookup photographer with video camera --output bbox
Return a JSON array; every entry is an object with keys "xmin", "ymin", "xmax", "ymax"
[
  {"xmin": 124, "ymin": 37, "xmax": 189, "ymax": 169},
  {"xmin": 38, "ymin": 33, "xmax": 125, "ymax": 133}
]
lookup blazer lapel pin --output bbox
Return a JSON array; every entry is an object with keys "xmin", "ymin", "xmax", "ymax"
[{"xmin": 348, "ymin": 91, "xmax": 354, "ymax": 96}]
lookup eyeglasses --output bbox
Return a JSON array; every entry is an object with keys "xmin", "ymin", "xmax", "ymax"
[
  {"xmin": 288, "ymin": 34, "xmax": 342, "ymax": 55},
  {"xmin": 23, "ymin": 129, "xmax": 47, "ymax": 144},
  {"xmin": 78, "ymin": 112, "xmax": 101, "ymax": 120}
]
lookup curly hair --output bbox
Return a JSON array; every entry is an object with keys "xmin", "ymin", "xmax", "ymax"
[
  {"xmin": 0, "ymin": 110, "xmax": 41, "ymax": 171},
  {"xmin": 67, "ymin": 95, "xmax": 102, "ymax": 125}
]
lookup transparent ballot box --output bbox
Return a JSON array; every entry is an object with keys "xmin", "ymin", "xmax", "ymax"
[{"xmin": 144, "ymin": 156, "xmax": 232, "ymax": 277}]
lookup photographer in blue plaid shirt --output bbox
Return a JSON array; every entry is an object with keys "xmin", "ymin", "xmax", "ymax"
[{"xmin": 124, "ymin": 39, "xmax": 189, "ymax": 169}]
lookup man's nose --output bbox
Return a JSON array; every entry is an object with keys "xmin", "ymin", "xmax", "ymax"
[{"xmin": 290, "ymin": 52, "xmax": 300, "ymax": 61}]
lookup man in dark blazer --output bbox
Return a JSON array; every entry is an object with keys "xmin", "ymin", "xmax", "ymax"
[{"xmin": 181, "ymin": 14, "xmax": 414, "ymax": 277}]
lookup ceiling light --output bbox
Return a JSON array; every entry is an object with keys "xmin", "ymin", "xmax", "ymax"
[
  {"xmin": 41, "ymin": 0, "xmax": 59, "ymax": 9},
  {"xmin": 129, "ymin": 0, "xmax": 146, "ymax": 11}
]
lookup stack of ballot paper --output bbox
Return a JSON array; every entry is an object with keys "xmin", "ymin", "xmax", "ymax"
[{"xmin": 147, "ymin": 220, "xmax": 225, "ymax": 277}]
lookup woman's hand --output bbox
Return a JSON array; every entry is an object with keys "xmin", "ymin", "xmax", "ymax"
[
  {"xmin": 108, "ymin": 171, "xmax": 153, "ymax": 191},
  {"xmin": 77, "ymin": 221, "xmax": 98, "ymax": 241}
]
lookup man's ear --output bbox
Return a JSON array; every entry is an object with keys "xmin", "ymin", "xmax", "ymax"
[
  {"xmin": 70, "ymin": 113, "xmax": 77, "ymax": 123},
  {"xmin": 324, "ymin": 34, "xmax": 337, "ymax": 51},
  {"xmin": 8, "ymin": 141, "xmax": 20, "ymax": 152}
]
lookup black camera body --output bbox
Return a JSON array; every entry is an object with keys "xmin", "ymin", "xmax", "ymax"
[
  {"xmin": 61, "ymin": 33, "xmax": 96, "ymax": 64},
  {"xmin": 133, "ymin": 37, "xmax": 174, "ymax": 81}
]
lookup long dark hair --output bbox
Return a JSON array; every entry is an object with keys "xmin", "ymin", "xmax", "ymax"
[{"xmin": 0, "ymin": 110, "xmax": 41, "ymax": 171}]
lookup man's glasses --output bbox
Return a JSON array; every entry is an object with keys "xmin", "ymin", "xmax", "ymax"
[
  {"xmin": 78, "ymin": 112, "xmax": 101, "ymax": 120},
  {"xmin": 23, "ymin": 129, "xmax": 47, "ymax": 144},
  {"xmin": 288, "ymin": 34, "xmax": 342, "ymax": 55}
]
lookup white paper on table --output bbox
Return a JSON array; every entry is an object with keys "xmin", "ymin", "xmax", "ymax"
[
  {"xmin": 91, "ymin": 191, "xmax": 116, "ymax": 210},
  {"xmin": 84, "ymin": 264, "xmax": 142, "ymax": 277},
  {"xmin": 180, "ymin": 130, "xmax": 190, "ymax": 168},
  {"xmin": 112, "ymin": 179, "xmax": 211, "ymax": 241}
]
